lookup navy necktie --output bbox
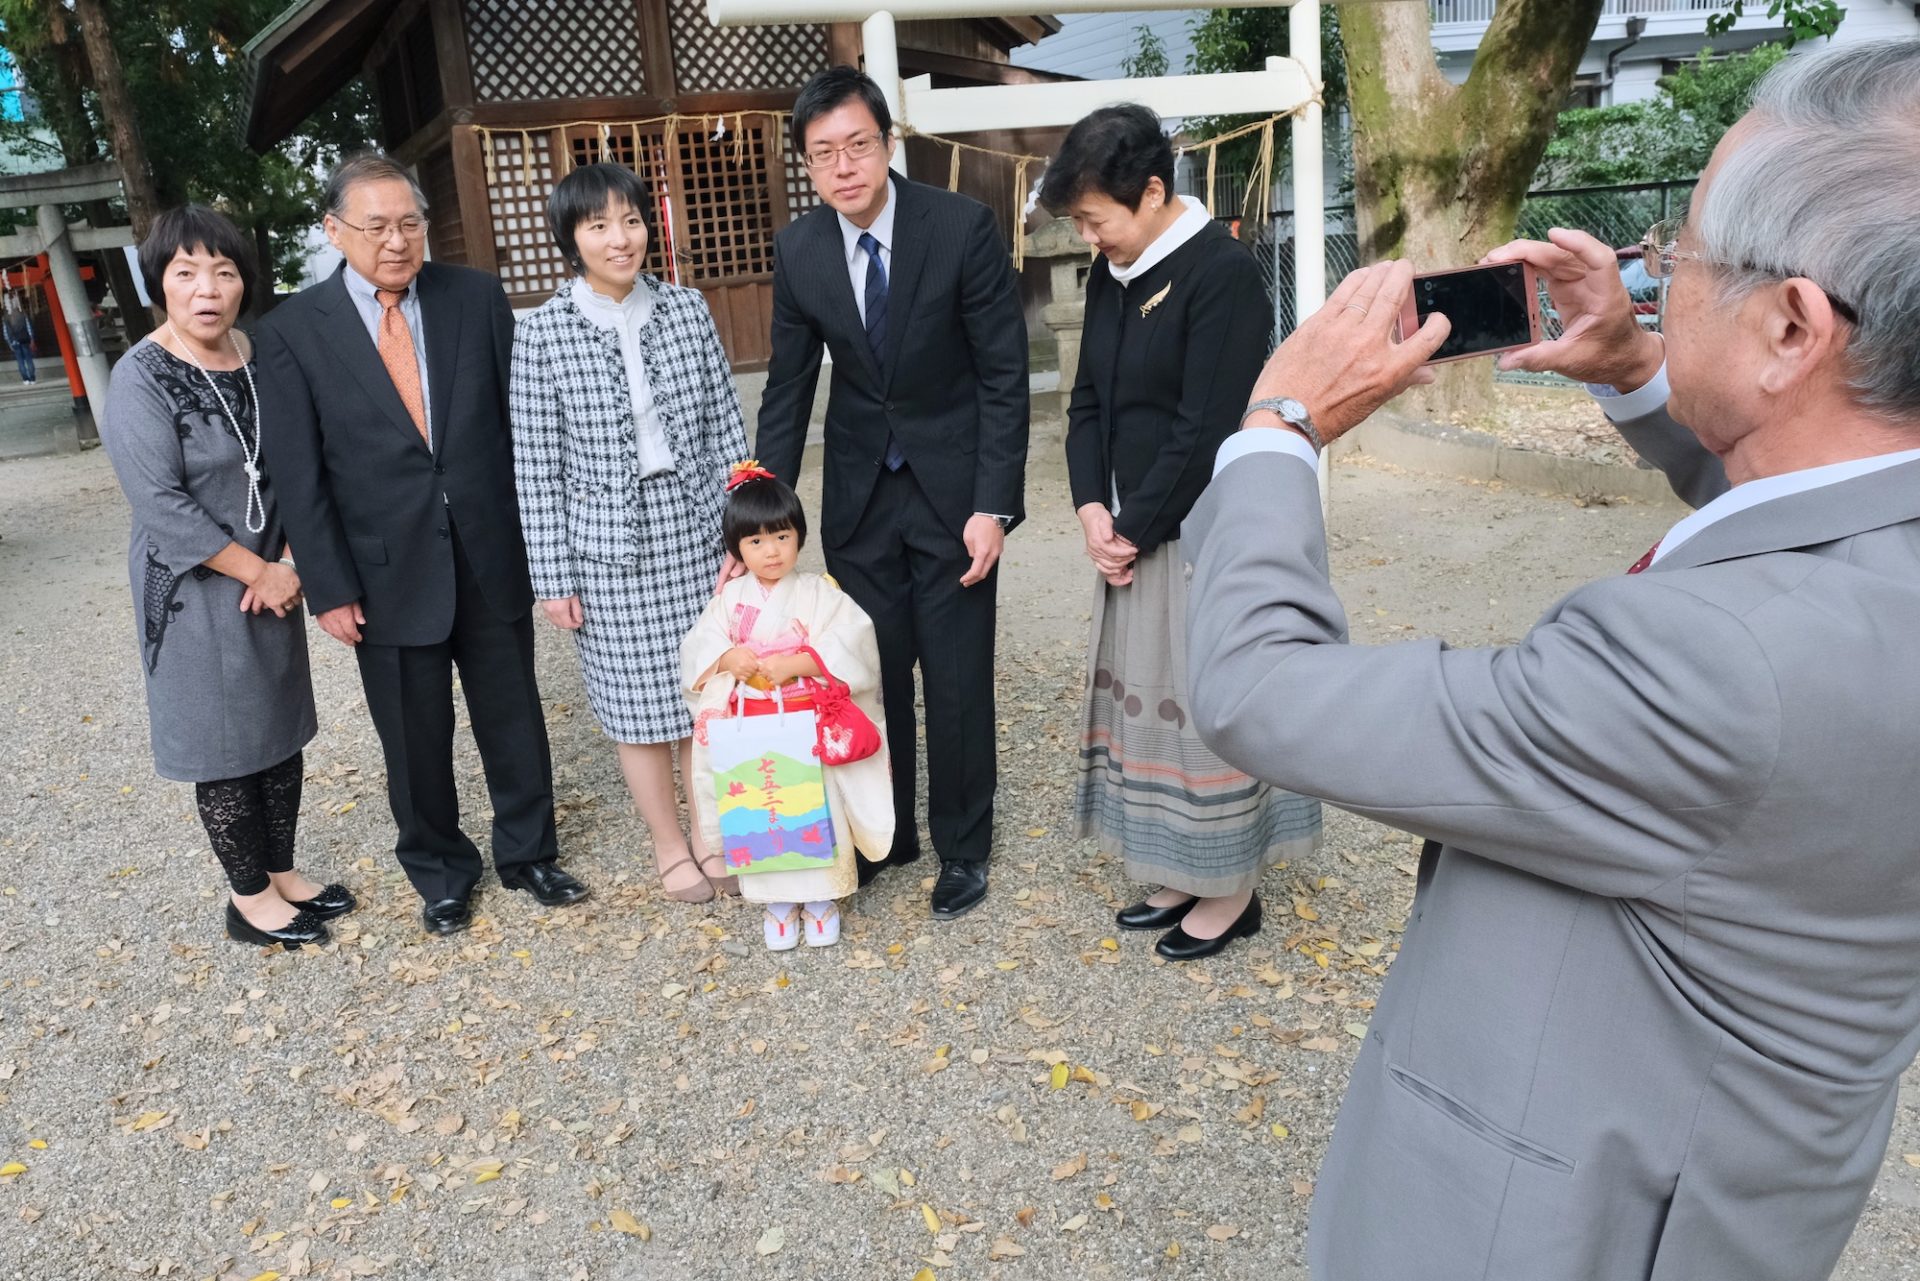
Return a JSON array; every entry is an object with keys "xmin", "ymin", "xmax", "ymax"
[{"xmin": 860, "ymin": 231, "xmax": 905, "ymax": 472}]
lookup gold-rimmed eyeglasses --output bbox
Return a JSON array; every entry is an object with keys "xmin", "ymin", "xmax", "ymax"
[
  {"xmin": 802, "ymin": 133, "xmax": 887, "ymax": 169},
  {"xmin": 1640, "ymin": 216, "xmax": 1858, "ymax": 324},
  {"xmin": 333, "ymin": 214, "xmax": 431, "ymax": 243}
]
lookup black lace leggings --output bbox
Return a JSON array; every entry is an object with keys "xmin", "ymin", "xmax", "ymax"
[{"xmin": 194, "ymin": 752, "xmax": 303, "ymax": 896}]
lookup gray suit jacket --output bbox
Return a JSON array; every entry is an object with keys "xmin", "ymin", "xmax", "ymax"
[{"xmin": 1183, "ymin": 411, "xmax": 1920, "ymax": 1281}]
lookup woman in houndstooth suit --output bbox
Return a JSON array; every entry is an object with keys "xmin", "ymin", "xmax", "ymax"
[{"xmin": 511, "ymin": 163, "xmax": 750, "ymax": 903}]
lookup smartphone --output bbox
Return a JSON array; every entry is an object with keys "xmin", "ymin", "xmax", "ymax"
[{"xmin": 1398, "ymin": 262, "xmax": 1543, "ymax": 365}]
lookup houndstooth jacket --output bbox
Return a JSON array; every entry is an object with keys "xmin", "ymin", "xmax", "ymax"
[{"xmin": 510, "ymin": 277, "xmax": 748, "ymax": 599}]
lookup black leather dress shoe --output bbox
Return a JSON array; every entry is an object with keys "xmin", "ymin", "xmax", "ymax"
[
  {"xmin": 500, "ymin": 861, "xmax": 590, "ymax": 907},
  {"xmin": 422, "ymin": 898, "xmax": 473, "ymax": 936},
  {"xmin": 1115, "ymin": 894, "xmax": 1195, "ymax": 931},
  {"xmin": 1155, "ymin": 895, "xmax": 1262, "ymax": 961},
  {"xmin": 226, "ymin": 902, "xmax": 329, "ymax": 948},
  {"xmin": 930, "ymin": 861, "xmax": 989, "ymax": 921},
  {"xmin": 857, "ymin": 841, "xmax": 923, "ymax": 887},
  {"xmin": 287, "ymin": 883, "xmax": 357, "ymax": 920}
]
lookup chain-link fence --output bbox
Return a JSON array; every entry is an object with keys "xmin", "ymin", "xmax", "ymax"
[{"xmin": 1225, "ymin": 178, "xmax": 1698, "ymax": 352}]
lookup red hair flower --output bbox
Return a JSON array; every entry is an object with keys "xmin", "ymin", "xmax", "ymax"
[{"xmin": 725, "ymin": 458, "xmax": 777, "ymax": 492}]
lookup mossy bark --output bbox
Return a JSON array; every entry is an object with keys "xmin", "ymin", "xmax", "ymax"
[{"xmin": 1340, "ymin": 0, "xmax": 1603, "ymax": 418}]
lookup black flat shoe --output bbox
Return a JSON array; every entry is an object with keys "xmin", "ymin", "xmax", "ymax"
[
  {"xmin": 226, "ymin": 902, "xmax": 329, "ymax": 948},
  {"xmin": 857, "ymin": 841, "xmax": 923, "ymax": 887},
  {"xmin": 287, "ymin": 883, "xmax": 357, "ymax": 920},
  {"xmin": 930, "ymin": 861, "xmax": 988, "ymax": 921},
  {"xmin": 500, "ymin": 861, "xmax": 590, "ymax": 907},
  {"xmin": 1116, "ymin": 894, "xmax": 1195, "ymax": 931},
  {"xmin": 422, "ymin": 897, "xmax": 473, "ymax": 936},
  {"xmin": 1154, "ymin": 894, "xmax": 1262, "ymax": 961}
]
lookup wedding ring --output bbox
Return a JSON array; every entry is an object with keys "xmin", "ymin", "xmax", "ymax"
[{"xmin": 1344, "ymin": 303, "xmax": 1368, "ymax": 315}]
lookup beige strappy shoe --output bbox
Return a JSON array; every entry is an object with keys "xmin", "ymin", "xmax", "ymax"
[
  {"xmin": 657, "ymin": 849, "xmax": 715, "ymax": 904},
  {"xmin": 696, "ymin": 852, "xmax": 740, "ymax": 898}
]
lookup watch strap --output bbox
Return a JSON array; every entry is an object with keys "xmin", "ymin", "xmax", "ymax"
[{"xmin": 1241, "ymin": 398, "xmax": 1325, "ymax": 451}]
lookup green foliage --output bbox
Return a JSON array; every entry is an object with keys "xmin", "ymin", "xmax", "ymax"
[
  {"xmin": 1707, "ymin": 0, "xmax": 1846, "ymax": 45},
  {"xmin": 1121, "ymin": 26, "xmax": 1169, "ymax": 80},
  {"xmin": 1182, "ymin": 5, "xmax": 1349, "ymax": 191},
  {"xmin": 1535, "ymin": 42, "xmax": 1788, "ymax": 188},
  {"xmin": 0, "ymin": 0, "xmax": 375, "ymax": 289}
]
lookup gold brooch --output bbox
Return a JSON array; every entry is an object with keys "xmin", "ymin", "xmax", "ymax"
[{"xmin": 1139, "ymin": 281, "xmax": 1172, "ymax": 317}]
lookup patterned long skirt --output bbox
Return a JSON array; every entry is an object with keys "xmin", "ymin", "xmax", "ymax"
[
  {"xmin": 573, "ymin": 472, "xmax": 721, "ymax": 744},
  {"xmin": 1073, "ymin": 540, "xmax": 1322, "ymax": 897}
]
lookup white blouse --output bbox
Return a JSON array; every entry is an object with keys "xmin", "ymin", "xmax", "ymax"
[{"xmin": 571, "ymin": 276, "xmax": 675, "ymax": 478}]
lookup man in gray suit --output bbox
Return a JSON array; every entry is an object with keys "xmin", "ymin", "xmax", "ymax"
[{"xmin": 1184, "ymin": 40, "xmax": 1920, "ymax": 1281}]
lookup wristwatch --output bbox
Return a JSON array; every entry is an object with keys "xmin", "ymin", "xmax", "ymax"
[{"xmin": 1241, "ymin": 396, "xmax": 1324, "ymax": 451}]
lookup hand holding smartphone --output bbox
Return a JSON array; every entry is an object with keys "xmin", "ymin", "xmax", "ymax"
[{"xmin": 1397, "ymin": 262, "xmax": 1544, "ymax": 365}]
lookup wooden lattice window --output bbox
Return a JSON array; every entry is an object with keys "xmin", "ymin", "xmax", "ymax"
[
  {"xmin": 673, "ymin": 119, "xmax": 780, "ymax": 283},
  {"xmin": 782, "ymin": 143, "xmax": 822, "ymax": 224},
  {"xmin": 564, "ymin": 127, "xmax": 676, "ymax": 281},
  {"xmin": 667, "ymin": 0, "xmax": 827, "ymax": 94},
  {"xmin": 464, "ymin": 0, "xmax": 646, "ymax": 103},
  {"xmin": 485, "ymin": 130, "xmax": 569, "ymax": 297}
]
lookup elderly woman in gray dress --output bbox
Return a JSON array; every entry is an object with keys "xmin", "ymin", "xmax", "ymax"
[
  {"xmin": 100, "ymin": 205, "xmax": 355, "ymax": 948},
  {"xmin": 511, "ymin": 164, "xmax": 750, "ymax": 904}
]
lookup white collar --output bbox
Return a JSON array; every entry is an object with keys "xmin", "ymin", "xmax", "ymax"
[
  {"xmin": 838, "ymin": 177, "xmax": 898, "ymax": 264},
  {"xmin": 570, "ymin": 275, "xmax": 652, "ymax": 328},
  {"xmin": 1653, "ymin": 447, "xmax": 1920, "ymax": 565},
  {"xmin": 1107, "ymin": 196, "xmax": 1212, "ymax": 285},
  {"xmin": 343, "ymin": 263, "xmax": 416, "ymax": 305}
]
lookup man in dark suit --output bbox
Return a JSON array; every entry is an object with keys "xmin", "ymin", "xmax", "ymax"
[
  {"xmin": 757, "ymin": 67, "xmax": 1029, "ymax": 920},
  {"xmin": 257, "ymin": 154, "xmax": 589, "ymax": 936}
]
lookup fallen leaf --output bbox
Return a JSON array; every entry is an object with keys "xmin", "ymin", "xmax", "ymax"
[
  {"xmin": 26, "ymin": 1141, "xmax": 45, "ymax": 1151},
  {"xmin": 0, "ymin": 1163, "xmax": 25, "ymax": 1178},
  {"xmin": 610, "ymin": 1208, "xmax": 651, "ymax": 1240},
  {"xmin": 1270, "ymin": 1123, "xmax": 1291, "ymax": 1139},
  {"xmin": 1300, "ymin": 1036, "xmax": 1342, "ymax": 1054},
  {"xmin": 1050, "ymin": 1152, "xmax": 1087, "ymax": 1181},
  {"xmin": 1291, "ymin": 1179, "xmax": 1315, "ymax": 1197},
  {"xmin": 329, "ymin": 1198, "xmax": 351, "ymax": 1210},
  {"xmin": 1025, "ymin": 827, "xmax": 1048, "ymax": 838},
  {"xmin": 989, "ymin": 1237, "xmax": 1026, "ymax": 1260},
  {"xmin": 1049, "ymin": 1063, "xmax": 1069, "ymax": 1090},
  {"xmin": 433, "ymin": 1114, "xmax": 464, "ymax": 1137},
  {"xmin": 1060, "ymin": 1213, "xmax": 1089, "ymax": 1232},
  {"xmin": 921, "ymin": 1202, "xmax": 941, "ymax": 1234},
  {"xmin": 473, "ymin": 1171, "xmax": 500, "ymax": 1185},
  {"xmin": 1129, "ymin": 1100, "xmax": 1161, "ymax": 1122},
  {"xmin": 1205, "ymin": 1223, "xmax": 1240, "ymax": 1242},
  {"xmin": 1293, "ymin": 899, "xmax": 1320, "ymax": 922},
  {"xmin": 1905, "ymin": 1154, "xmax": 1920, "ymax": 1168},
  {"xmin": 1177, "ymin": 1125, "xmax": 1203, "ymax": 1144},
  {"xmin": 1098, "ymin": 937, "xmax": 1119, "ymax": 951},
  {"xmin": 755, "ymin": 1225, "xmax": 785, "ymax": 1255},
  {"xmin": 910, "ymin": 1271, "xmax": 935, "ymax": 1281},
  {"xmin": 1166, "ymin": 1242, "xmax": 1182, "ymax": 1259}
]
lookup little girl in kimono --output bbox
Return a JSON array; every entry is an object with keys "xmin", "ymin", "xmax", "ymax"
[{"xmin": 681, "ymin": 465, "xmax": 894, "ymax": 950}]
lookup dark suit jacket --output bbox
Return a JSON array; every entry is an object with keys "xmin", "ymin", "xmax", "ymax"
[
  {"xmin": 755, "ymin": 177, "xmax": 1029, "ymax": 548},
  {"xmin": 1066, "ymin": 221, "xmax": 1270, "ymax": 555},
  {"xmin": 256, "ymin": 263, "xmax": 533, "ymax": 648}
]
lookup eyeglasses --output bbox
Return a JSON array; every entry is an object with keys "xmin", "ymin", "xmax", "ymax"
[
  {"xmin": 1640, "ymin": 217, "xmax": 1858, "ymax": 324},
  {"xmin": 802, "ymin": 133, "xmax": 886, "ymax": 170},
  {"xmin": 333, "ymin": 214, "xmax": 431, "ymax": 243}
]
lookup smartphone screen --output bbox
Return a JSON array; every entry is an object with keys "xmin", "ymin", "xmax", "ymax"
[{"xmin": 1413, "ymin": 263, "xmax": 1534, "ymax": 360}]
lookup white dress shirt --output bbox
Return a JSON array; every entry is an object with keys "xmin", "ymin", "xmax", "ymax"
[
  {"xmin": 1219, "ymin": 363, "xmax": 1920, "ymax": 568},
  {"xmin": 342, "ymin": 265, "xmax": 431, "ymax": 448},
  {"xmin": 838, "ymin": 177, "xmax": 897, "ymax": 327},
  {"xmin": 571, "ymin": 276, "xmax": 675, "ymax": 478}
]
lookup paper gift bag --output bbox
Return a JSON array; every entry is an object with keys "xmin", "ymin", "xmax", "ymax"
[{"xmin": 708, "ymin": 692, "xmax": 839, "ymax": 876}]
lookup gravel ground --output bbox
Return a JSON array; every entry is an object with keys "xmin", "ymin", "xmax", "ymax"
[
  {"xmin": 2, "ymin": 440, "xmax": 1916, "ymax": 1281},
  {"xmin": 1432, "ymin": 383, "xmax": 1644, "ymax": 466}
]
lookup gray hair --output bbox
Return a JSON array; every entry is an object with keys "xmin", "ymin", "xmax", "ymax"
[
  {"xmin": 1694, "ymin": 37, "xmax": 1920, "ymax": 421},
  {"xmin": 323, "ymin": 153, "xmax": 429, "ymax": 221}
]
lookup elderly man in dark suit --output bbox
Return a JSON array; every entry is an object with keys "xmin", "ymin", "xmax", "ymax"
[
  {"xmin": 756, "ymin": 67, "xmax": 1030, "ymax": 921},
  {"xmin": 1186, "ymin": 38, "xmax": 1920, "ymax": 1281},
  {"xmin": 258, "ymin": 154, "xmax": 589, "ymax": 935}
]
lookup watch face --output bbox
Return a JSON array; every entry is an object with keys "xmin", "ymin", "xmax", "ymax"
[{"xmin": 1279, "ymin": 398, "xmax": 1309, "ymax": 422}]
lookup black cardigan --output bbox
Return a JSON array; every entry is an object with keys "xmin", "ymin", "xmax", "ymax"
[{"xmin": 1063, "ymin": 220, "xmax": 1271, "ymax": 555}]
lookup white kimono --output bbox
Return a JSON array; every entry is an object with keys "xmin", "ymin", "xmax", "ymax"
[{"xmin": 681, "ymin": 571, "xmax": 894, "ymax": 902}]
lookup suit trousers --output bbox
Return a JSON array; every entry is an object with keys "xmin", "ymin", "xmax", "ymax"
[
  {"xmin": 825, "ymin": 465, "xmax": 997, "ymax": 864},
  {"xmin": 354, "ymin": 524, "xmax": 559, "ymax": 901}
]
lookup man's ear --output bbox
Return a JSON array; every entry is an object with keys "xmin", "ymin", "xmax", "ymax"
[{"xmin": 1756, "ymin": 277, "xmax": 1847, "ymax": 399}]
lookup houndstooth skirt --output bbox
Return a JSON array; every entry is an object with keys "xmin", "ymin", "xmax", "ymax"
[{"xmin": 573, "ymin": 472, "xmax": 721, "ymax": 744}]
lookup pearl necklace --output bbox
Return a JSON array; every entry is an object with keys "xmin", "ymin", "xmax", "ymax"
[{"xmin": 166, "ymin": 323, "xmax": 265, "ymax": 535}]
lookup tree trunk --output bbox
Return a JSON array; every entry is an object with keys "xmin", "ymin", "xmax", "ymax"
[
  {"xmin": 72, "ymin": 0, "xmax": 163, "ymax": 239},
  {"xmin": 1340, "ymin": 0, "xmax": 1602, "ymax": 419}
]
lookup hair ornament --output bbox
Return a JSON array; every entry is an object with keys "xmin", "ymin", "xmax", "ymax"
[{"xmin": 725, "ymin": 459, "xmax": 777, "ymax": 492}]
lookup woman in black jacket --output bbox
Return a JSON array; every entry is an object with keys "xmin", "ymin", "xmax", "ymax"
[{"xmin": 1044, "ymin": 105, "xmax": 1321, "ymax": 961}]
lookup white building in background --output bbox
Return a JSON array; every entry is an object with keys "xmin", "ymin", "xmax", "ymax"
[
  {"xmin": 1431, "ymin": 0, "xmax": 1920, "ymax": 107},
  {"xmin": 1009, "ymin": 10, "xmax": 1200, "ymax": 80}
]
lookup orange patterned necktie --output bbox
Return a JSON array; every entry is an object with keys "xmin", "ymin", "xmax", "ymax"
[{"xmin": 375, "ymin": 288, "xmax": 429, "ymax": 446}]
